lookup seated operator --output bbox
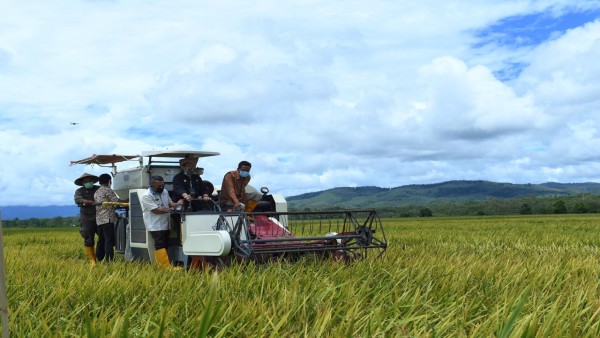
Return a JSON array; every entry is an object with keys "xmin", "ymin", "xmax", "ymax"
[
  {"xmin": 219, "ymin": 160, "xmax": 262, "ymax": 212},
  {"xmin": 172, "ymin": 157, "xmax": 211, "ymax": 211}
]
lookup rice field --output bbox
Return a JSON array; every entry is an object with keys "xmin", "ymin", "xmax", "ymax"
[{"xmin": 2, "ymin": 214, "xmax": 600, "ymax": 337}]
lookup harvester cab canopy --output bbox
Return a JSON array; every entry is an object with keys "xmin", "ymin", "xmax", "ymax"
[
  {"xmin": 141, "ymin": 150, "xmax": 220, "ymax": 160},
  {"xmin": 70, "ymin": 154, "xmax": 140, "ymax": 173},
  {"xmin": 70, "ymin": 150, "xmax": 220, "ymax": 167},
  {"xmin": 70, "ymin": 150, "xmax": 220, "ymax": 197}
]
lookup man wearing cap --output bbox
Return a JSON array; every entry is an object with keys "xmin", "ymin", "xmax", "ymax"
[
  {"xmin": 74, "ymin": 173, "xmax": 104, "ymax": 266},
  {"xmin": 172, "ymin": 157, "xmax": 212, "ymax": 211}
]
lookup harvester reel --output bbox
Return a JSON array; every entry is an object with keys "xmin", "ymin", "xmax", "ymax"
[
  {"xmin": 355, "ymin": 226, "xmax": 374, "ymax": 247},
  {"xmin": 225, "ymin": 210, "xmax": 387, "ymax": 263}
]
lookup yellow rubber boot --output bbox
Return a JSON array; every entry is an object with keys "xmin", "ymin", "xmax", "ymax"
[
  {"xmin": 84, "ymin": 246, "xmax": 96, "ymax": 266},
  {"xmin": 154, "ymin": 248, "xmax": 171, "ymax": 268},
  {"xmin": 190, "ymin": 256, "xmax": 201, "ymax": 270},
  {"xmin": 244, "ymin": 200, "xmax": 259, "ymax": 212}
]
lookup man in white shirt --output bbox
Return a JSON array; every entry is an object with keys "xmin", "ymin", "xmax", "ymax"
[{"xmin": 141, "ymin": 175, "xmax": 183, "ymax": 268}]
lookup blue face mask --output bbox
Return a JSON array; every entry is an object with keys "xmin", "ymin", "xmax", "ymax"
[
  {"xmin": 239, "ymin": 171, "xmax": 250, "ymax": 178},
  {"xmin": 83, "ymin": 182, "xmax": 94, "ymax": 189}
]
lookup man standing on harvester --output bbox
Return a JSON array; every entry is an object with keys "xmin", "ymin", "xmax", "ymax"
[
  {"xmin": 219, "ymin": 160, "xmax": 262, "ymax": 212},
  {"xmin": 140, "ymin": 175, "xmax": 183, "ymax": 268}
]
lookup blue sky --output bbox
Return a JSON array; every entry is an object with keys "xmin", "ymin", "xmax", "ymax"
[
  {"xmin": 1, "ymin": 1, "xmax": 600, "ymax": 206},
  {"xmin": 474, "ymin": 6, "xmax": 600, "ymax": 80},
  {"xmin": 475, "ymin": 8, "xmax": 600, "ymax": 48}
]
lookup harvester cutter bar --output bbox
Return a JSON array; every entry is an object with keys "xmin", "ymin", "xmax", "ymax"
[{"xmin": 231, "ymin": 209, "xmax": 388, "ymax": 259}]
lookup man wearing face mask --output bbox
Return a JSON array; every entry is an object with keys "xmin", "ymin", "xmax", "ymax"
[
  {"xmin": 172, "ymin": 157, "xmax": 211, "ymax": 211},
  {"xmin": 74, "ymin": 173, "xmax": 103, "ymax": 266},
  {"xmin": 219, "ymin": 160, "xmax": 262, "ymax": 212},
  {"xmin": 140, "ymin": 175, "xmax": 184, "ymax": 268}
]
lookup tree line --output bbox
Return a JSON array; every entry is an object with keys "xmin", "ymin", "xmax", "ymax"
[
  {"xmin": 294, "ymin": 193, "xmax": 600, "ymax": 217},
  {"xmin": 2, "ymin": 216, "xmax": 79, "ymax": 228},
  {"xmin": 4, "ymin": 193, "xmax": 600, "ymax": 226}
]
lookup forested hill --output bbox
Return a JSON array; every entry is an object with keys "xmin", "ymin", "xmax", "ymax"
[
  {"xmin": 287, "ymin": 181, "xmax": 600, "ymax": 210},
  {"xmin": 0, "ymin": 205, "xmax": 79, "ymax": 221},
  {"xmin": 4, "ymin": 181, "xmax": 600, "ymax": 220}
]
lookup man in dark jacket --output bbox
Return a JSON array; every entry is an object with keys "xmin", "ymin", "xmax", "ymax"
[
  {"xmin": 73, "ymin": 173, "xmax": 104, "ymax": 265},
  {"xmin": 172, "ymin": 157, "xmax": 211, "ymax": 211}
]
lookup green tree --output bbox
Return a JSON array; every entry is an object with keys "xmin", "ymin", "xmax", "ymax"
[
  {"xmin": 419, "ymin": 208, "xmax": 433, "ymax": 217},
  {"xmin": 573, "ymin": 202, "xmax": 588, "ymax": 213},
  {"xmin": 520, "ymin": 203, "xmax": 533, "ymax": 215},
  {"xmin": 53, "ymin": 216, "xmax": 64, "ymax": 227},
  {"xmin": 553, "ymin": 200, "xmax": 567, "ymax": 214}
]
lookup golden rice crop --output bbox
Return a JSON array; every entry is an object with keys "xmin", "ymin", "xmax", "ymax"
[{"xmin": 2, "ymin": 214, "xmax": 600, "ymax": 337}]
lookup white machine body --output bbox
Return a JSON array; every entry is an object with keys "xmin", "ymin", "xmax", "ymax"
[{"xmin": 71, "ymin": 150, "xmax": 289, "ymax": 267}]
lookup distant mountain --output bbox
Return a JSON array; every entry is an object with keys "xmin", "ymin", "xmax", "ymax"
[
  {"xmin": 287, "ymin": 181, "xmax": 600, "ymax": 210},
  {"xmin": 3, "ymin": 181, "xmax": 600, "ymax": 219},
  {"xmin": 0, "ymin": 205, "xmax": 79, "ymax": 220}
]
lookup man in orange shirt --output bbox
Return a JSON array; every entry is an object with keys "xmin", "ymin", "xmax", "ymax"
[{"xmin": 219, "ymin": 160, "xmax": 262, "ymax": 212}]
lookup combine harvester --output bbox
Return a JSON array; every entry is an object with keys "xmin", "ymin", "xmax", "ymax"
[{"xmin": 71, "ymin": 150, "xmax": 388, "ymax": 268}]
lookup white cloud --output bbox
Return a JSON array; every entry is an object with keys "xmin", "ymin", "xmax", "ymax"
[
  {"xmin": 416, "ymin": 56, "xmax": 544, "ymax": 142},
  {"xmin": 1, "ymin": 1, "xmax": 600, "ymax": 206}
]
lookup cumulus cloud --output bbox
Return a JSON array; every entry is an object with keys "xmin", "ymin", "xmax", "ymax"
[
  {"xmin": 146, "ymin": 51, "xmax": 337, "ymax": 125},
  {"xmin": 417, "ymin": 57, "xmax": 544, "ymax": 141},
  {"xmin": 519, "ymin": 20, "xmax": 600, "ymax": 105},
  {"xmin": 1, "ymin": 1, "xmax": 600, "ymax": 206}
]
